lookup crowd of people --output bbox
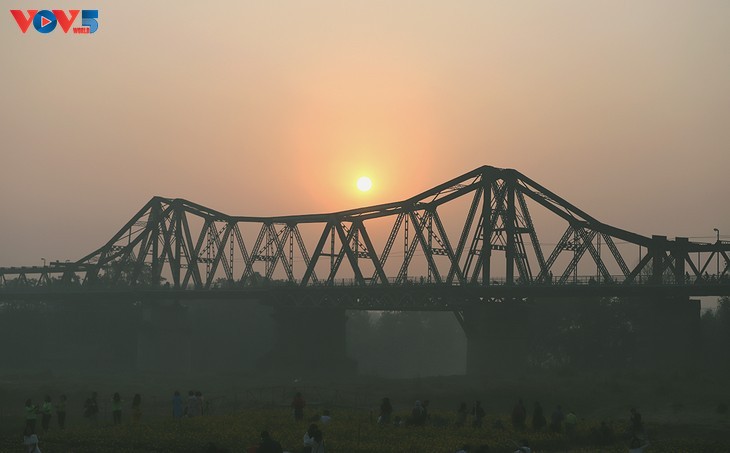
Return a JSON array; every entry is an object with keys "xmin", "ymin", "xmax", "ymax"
[
  {"xmin": 24, "ymin": 391, "xmax": 146, "ymax": 431},
  {"xmin": 21, "ymin": 388, "xmax": 213, "ymax": 452},
  {"xmin": 376, "ymin": 395, "xmax": 581, "ymax": 436},
  {"xmin": 372, "ymin": 395, "xmax": 645, "ymax": 453},
  {"xmin": 21, "ymin": 389, "xmax": 648, "ymax": 453}
]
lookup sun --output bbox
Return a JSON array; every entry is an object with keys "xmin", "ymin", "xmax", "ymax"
[{"xmin": 356, "ymin": 176, "xmax": 372, "ymax": 192}]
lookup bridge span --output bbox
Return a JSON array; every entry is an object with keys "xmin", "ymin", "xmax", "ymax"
[{"xmin": 1, "ymin": 166, "xmax": 728, "ymax": 375}]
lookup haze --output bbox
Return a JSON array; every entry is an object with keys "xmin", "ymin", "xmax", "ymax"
[{"xmin": 1, "ymin": 0, "xmax": 729, "ymax": 267}]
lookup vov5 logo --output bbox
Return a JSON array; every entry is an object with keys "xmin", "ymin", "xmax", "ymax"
[{"xmin": 10, "ymin": 9, "xmax": 99, "ymax": 34}]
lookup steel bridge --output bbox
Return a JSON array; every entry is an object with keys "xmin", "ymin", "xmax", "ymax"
[{"xmin": 1, "ymin": 166, "xmax": 729, "ymax": 309}]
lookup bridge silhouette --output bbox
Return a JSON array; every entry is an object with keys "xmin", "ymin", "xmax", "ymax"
[
  {"xmin": 2, "ymin": 165, "xmax": 728, "ymax": 375},
  {"xmin": 1, "ymin": 165, "xmax": 728, "ymax": 308}
]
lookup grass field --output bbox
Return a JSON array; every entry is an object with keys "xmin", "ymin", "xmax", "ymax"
[
  {"xmin": 1, "ymin": 370, "xmax": 729, "ymax": 452},
  {"xmin": 2, "ymin": 408, "xmax": 729, "ymax": 453}
]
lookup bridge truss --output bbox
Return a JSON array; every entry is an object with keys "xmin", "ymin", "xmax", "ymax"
[{"xmin": 1, "ymin": 166, "xmax": 728, "ymax": 307}]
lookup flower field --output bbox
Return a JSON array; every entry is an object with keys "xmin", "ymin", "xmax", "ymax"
[{"xmin": 2, "ymin": 407, "xmax": 728, "ymax": 453}]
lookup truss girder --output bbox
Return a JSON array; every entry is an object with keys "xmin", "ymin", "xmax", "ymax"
[{"xmin": 1, "ymin": 166, "xmax": 729, "ymax": 300}]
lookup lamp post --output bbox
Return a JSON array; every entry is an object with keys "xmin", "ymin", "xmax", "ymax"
[
  {"xmin": 713, "ymin": 228, "xmax": 720, "ymax": 278},
  {"xmin": 714, "ymin": 228, "xmax": 720, "ymax": 275}
]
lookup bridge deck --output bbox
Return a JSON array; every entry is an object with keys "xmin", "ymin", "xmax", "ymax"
[{"xmin": 2, "ymin": 282, "xmax": 728, "ymax": 310}]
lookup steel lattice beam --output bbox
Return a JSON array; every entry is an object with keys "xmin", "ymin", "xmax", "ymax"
[{"xmin": 1, "ymin": 166, "xmax": 728, "ymax": 305}]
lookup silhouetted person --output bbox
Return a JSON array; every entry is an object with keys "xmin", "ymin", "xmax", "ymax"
[
  {"xmin": 379, "ymin": 397, "xmax": 393, "ymax": 425},
  {"xmin": 593, "ymin": 421, "xmax": 614, "ymax": 445},
  {"xmin": 132, "ymin": 393, "xmax": 142, "ymax": 423},
  {"xmin": 550, "ymin": 405, "xmax": 564, "ymax": 433},
  {"xmin": 411, "ymin": 400, "xmax": 426, "ymax": 426},
  {"xmin": 456, "ymin": 402, "xmax": 468, "ymax": 427},
  {"xmin": 565, "ymin": 410, "xmax": 577, "ymax": 438},
  {"xmin": 186, "ymin": 390, "xmax": 200, "ymax": 417},
  {"xmin": 311, "ymin": 428, "xmax": 325, "ymax": 453},
  {"xmin": 531, "ymin": 402, "xmax": 546, "ymax": 431},
  {"xmin": 172, "ymin": 391, "xmax": 183, "ymax": 419},
  {"xmin": 629, "ymin": 408, "xmax": 643, "ymax": 434},
  {"xmin": 56, "ymin": 394, "xmax": 67, "ymax": 430},
  {"xmin": 303, "ymin": 423, "xmax": 318, "ymax": 453},
  {"xmin": 258, "ymin": 430, "xmax": 283, "ymax": 453},
  {"xmin": 292, "ymin": 392, "xmax": 305, "ymax": 421},
  {"xmin": 24, "ymin": 399, "xmax": 38, "ymax": 433},
  {"xmin": 23, "ymin": 425, "xmax": 41, "ymax": 453},
  {"xmin": 40, "ymin": 395, "xmax": 52, "ymax": 433},
  {"xmin": 511, "ymin": 399, "xmax": 526, "ymax": 430},
  {"xmin": 197, "ymin": 391, "xmax": 206, "ymax": 415},
  {"xmin": 84, "ymin": 392, "xmax": 99, "ymax": 423},
  {"xmin": 423, "ymin": 400, "xmax": 431, "ymax": 424},
  {"xmin": 112, "ymin": 392, "xmax": 123, "ymax": 425},
  {"xmin": 472, "ymin": 400, "xmax": 485, "ymax": 428}
]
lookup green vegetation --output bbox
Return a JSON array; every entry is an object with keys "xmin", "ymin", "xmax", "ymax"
[
  {"xmin": 2, "ymin": 368, "xmax": 729, "ymax": 452},
  {"xmin": 2, "ymin": 406, "xmax": 728, "ymax": 453}
]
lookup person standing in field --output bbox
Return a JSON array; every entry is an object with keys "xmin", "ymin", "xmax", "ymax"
[
  {"xmin": 132, "ymin": 394, "xmax": 142, "ymax": 423},
  {"xmin": 531, "ymin": 402, "xmax": 546, "ymax": 431},
  {"xmin": 630, "ymin": 408, "xmax": 643, "ymax": 434},
  {"xmin": 292, "ymin": 392, "xmax": 305, "ymax": 421},
  {"xmin": 196, "ymin": 391, "xmax": 206, "ymax": 415},
  {"xmin": 455, "ymin": 402, "xmax": 468, "ymax": 427},
  {"xmin": 112, "ymin": 393, "xmax": 123, "ymax": 425},
  {"xmin": 565, "ymin": 410, "xmax": 577, "ymax": 438},
  {"xmin": 550, "ymin": 405, "xmax": 564, "ymax": 433},
  {"xmin": 24, "ymin": 399, "xmax": 38, "ymax": 433},
  {"xmin": 472, "ymin": 400, "xmax": 485, "ymax": 429},
  {"xmin": 378, "ymin": 397, "xmax": 393, "ymax": 425},
  {"xmin": 40, "ymin": 395, "xmax": 53, "ymax": 433},
  {"xmin": 411, "ymin": 400, "xmax": 426, "ymax": 426},
  {"xmin": 186, "ymin": 390, "xmax": 200, "ymax": 417},
  {"xmin": 511, "ymin": 399, "xmax": 526, "ymax": 430},
  {"xmin": 84, "ymin": 392, "xmax": 99, "ymax": 424},
  {"xmin": 56, "ymin": 394, "xmax": 67, "ymax": 430},
  {"xmin": 172, "ymin": 391, "xmax": 183, "ymax": 419}
]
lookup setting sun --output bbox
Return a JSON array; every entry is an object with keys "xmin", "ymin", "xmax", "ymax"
[{"xmin": 356, "ymin": 176, "xmax": 373, "ymax": 192}]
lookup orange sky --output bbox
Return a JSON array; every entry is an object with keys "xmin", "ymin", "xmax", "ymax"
[{"xmin": 1, "ymin": 1, "xmax": 729, "ymax": 267}]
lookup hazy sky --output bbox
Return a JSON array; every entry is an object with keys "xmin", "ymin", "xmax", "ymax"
[{"xmin": 1, "ymin": 1, "xmax": 729, "ymax": 267}]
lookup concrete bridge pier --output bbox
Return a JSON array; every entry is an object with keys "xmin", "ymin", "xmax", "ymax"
[
  {"xmin": 633, "ymin": 296, "xmax": 700, "ymax": 370},
  {"xmin": 136, "ymin": 301, "xmax": 191, "ymax": 374},
  {"xmin": 463, "ymin": 302, "xmax": 531, "ymax": 377},
  {"xmin": 258, "ymin": 306, "xmax": 357, "ymax": 376}
]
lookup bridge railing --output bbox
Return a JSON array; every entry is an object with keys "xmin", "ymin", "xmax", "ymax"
[{"xmin": 3, "ymin": 273, "xmax": 729, "ymax": 291}]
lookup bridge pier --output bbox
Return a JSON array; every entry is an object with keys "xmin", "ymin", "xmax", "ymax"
[
  {"xmin": 258, "ymin": 306, "xmax": 357, "ymax": 376},
  {"xmin": 633, "ymin": 296, "xmax": 700, "ymax": 370},
  {"xmin": 136, "ymin": 301, "xmax": 191, "ymax": 374},
  {"xmin": 463, "ymin": 303, "xmax": 531, "ymax": 377}
]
